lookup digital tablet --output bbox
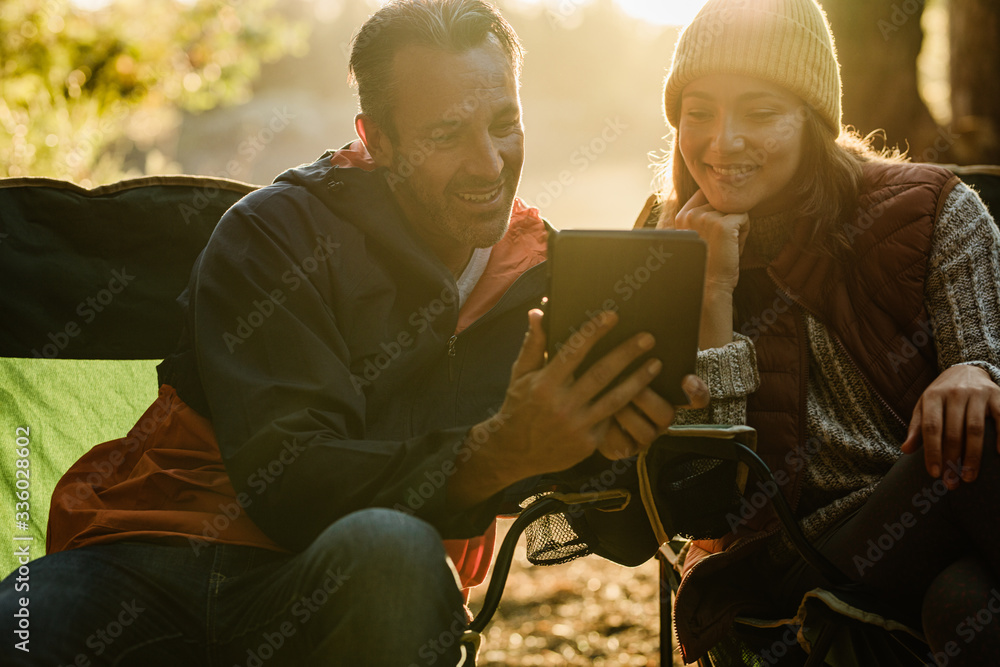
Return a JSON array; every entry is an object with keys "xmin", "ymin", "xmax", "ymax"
[{"xmin": 544, "ymin": 229, "xmax": 706, "ymax": 406}]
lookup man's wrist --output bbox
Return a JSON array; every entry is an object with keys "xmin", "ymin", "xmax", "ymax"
[{"xmin": 447, "ymin": 416, "xmax": 526, "ymax": 509}]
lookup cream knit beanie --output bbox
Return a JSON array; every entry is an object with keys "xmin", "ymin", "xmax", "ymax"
[{"xmin": 663, "ymin": 0, "xmax": 842, "ymax": 135}]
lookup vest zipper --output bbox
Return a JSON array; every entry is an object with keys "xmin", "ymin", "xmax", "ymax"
[
  {"xmin": 829, "ymin": 333, "xmax": 907, "ymax": 429},
  {"xmin": 792, "ymin": 310, "xmax": 810, "ymax": 510},
  {"xmin": 764, "ymin": 269, "xmax": 908, "ymax": 430}
]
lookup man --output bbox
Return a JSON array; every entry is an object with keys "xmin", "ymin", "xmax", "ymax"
[{"xmin": 0, "ymin": 1, "xmax": 705, "ymax": 664}]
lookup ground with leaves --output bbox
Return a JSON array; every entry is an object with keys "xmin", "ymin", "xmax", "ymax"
[{"xmin": 468, "ymin": 518, "xmax": 682, "ymax": 666}]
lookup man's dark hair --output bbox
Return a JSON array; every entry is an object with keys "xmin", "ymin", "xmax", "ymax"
[{"xmin": 348, "ymin": 0, "xmax": 524, "ymax": 139}]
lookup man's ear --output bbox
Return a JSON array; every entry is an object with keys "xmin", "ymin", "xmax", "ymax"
[{"xmin": 356, "ymin": 114, "xmax": 394, "ymax": 169}]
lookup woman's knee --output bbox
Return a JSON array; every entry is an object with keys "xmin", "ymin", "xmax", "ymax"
[{"xmin": 922, "ymin": 556, "xmax": 1000, "ymax": 664}]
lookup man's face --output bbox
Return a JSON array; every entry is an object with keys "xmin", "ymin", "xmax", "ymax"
[{"xmin": 372, "ymin": 42, "xmax": 525, "ymax": 251}]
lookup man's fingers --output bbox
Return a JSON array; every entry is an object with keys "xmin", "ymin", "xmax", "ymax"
[
  {"xmin": 588, "ymin": 357, "xmax": 662, "ymax": 427},
  {"xmin": 598, "ymin": 420, "xmax": 640, "ymax": 460},
  {"xmin": 566, "ymin": 329, "xmax": 655, "ymax": 403},
  {"xmin": 605, "ymin": 381, "xmax": 684, "ymax": 457},
  {"xmin": 547, "ymin": 310, "xmax": 620, "ymax": 382},
  {"xmin": 613, "ymin": 405, "xmax": 658, "ymax": 450},
  {"xmin": 631, "ymin": 386, "xmax": 678, "ymax": 434},
  {"xmin": 510, "ymin": 308, "xmax": 547, "ymax": 379}
]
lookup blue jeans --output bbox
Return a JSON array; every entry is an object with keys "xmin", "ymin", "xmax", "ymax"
[{"xmin": 0, "ymin": 508, "xmax": 469, "ymax": 666}]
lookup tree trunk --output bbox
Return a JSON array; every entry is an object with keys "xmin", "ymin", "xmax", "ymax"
[
  {"xmin": 950, "ymin": 0, "xmax": 1000, "ymax": 164},
  {"xmin": 823, "ymin": 0, "xmax": 940, "ymax": 159}
]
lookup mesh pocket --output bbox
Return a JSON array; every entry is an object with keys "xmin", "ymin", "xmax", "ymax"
[{"xmin": 521, "ymin": 494, "xmax": 592, "ymax": 566}]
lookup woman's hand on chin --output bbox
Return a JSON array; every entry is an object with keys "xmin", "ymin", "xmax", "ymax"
[
  {"xmin": 663, "ymin": 190, "xmax": 749, "ymax": 349},
  {"xmin": 666, "ymin": 189, "xmax": 749, "ymax": 295}
]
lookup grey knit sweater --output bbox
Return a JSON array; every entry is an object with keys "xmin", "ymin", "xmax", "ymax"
[{"xmin": 675, "ymin": 181, "xmax": 1000, "ymax": 559}]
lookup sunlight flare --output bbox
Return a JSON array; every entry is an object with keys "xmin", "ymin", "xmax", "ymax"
[{"xmin": 511, "ymin": 0, "xmax": 709, "ymax": 26}]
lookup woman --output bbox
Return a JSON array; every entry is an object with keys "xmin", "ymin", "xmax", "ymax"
[{"xmin": 645, "ymin": 0, "xmax": 1000, "ymax": 663}]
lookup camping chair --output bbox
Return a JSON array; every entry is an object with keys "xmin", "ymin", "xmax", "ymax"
[
  {"xmin": 0, "ymin": 175, "xmax": 257, "ymax": 573},
  {"xmin": 466, "ymin": 424, "xmax": 933, "ymax": 667},
  {"xmin": 650, "ymin": 430, "xmax": 930, "ymax": 667}
]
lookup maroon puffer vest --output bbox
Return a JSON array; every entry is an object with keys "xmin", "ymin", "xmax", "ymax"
[{"xmin": 674, "ymin": 161, "xmax": 961, "ymax": 662}]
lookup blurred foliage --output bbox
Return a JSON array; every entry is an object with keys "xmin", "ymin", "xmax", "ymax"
[{"xmin": 0, "ymin": 0, "xmax": 309, "ymax": 185}]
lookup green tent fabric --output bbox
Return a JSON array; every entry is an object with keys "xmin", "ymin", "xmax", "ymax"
[
  {"xmin": 0, "ymin": 175, "xmax": 257, "ymax": 577},
  {"xmin": 0, "ymin": 358, "xmax": 159, "ymax": 575}
]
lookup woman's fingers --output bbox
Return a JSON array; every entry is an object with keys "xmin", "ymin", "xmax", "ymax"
[
  {"xmin": 990, "ymin": 392, "xmax": 1000, "ymax": 455},
  {"xmin": 940, "ymin": 393, "xmax": 970, "ymax": 489},
  {"xmin": 961, "ymin": 396, "xmax": 987, "ymax": 483},
  {"xmin": 681, "ymin": 374, "xmax": 710, "ymax": 410},
  {"xmin": 920, "ymin": 392, "xmax": 945, "ymax": 478},
  {"xmin": 906, "ymin": 366, "xmax": 1000, "ymax": 487},
  {"xmin": 673, "ymin": 190, "xmax": 710, "ymax": 228},
  {"xmin": 900, "ymin": 399, "xmax": 922, "ymax": 454}
]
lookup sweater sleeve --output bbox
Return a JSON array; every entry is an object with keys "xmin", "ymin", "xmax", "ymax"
[
  {"xmin": 925, "ymin": 181, "xmax": 1000, "ymax": 382},
  {"xmin": 675, "ymin": 333, "xmax": 760, "ymax": 426}
]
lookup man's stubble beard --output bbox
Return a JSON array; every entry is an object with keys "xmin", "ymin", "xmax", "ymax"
[{"xmin": 395, "ymin": 168, "xmax": 517, "ymax": 250}]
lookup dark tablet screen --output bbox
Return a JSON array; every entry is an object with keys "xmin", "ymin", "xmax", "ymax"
[{"xmin": 545, "ymin": 229, "xmax": 706, "ymax": 406}]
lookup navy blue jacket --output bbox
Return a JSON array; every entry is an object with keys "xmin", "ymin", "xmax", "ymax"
[{"xmin": 158, "ymin": 152, "xmax": 547, "ymax": 550}]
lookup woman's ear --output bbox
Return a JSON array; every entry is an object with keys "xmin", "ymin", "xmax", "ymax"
[{"xmin": 355, "ymin": 114, "xmax": 394, "ymax": 169}]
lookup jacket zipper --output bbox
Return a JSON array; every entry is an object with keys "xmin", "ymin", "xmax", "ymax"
[
  {"xmin": 673, "ymin": 530, "xmax": 776, "ymax": 664},
  {"xmin": 446, "ymin": 262, "xmax": 547, "ymax": 382},
  {"xmin": 447, "ymin": 335, "xmax": 458, "ymax": 381}
]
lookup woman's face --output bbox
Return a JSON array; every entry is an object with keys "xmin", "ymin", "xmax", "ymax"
[{"xmin": 678, "ymin": 73, "xmax": 807, "ymax": 217}]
